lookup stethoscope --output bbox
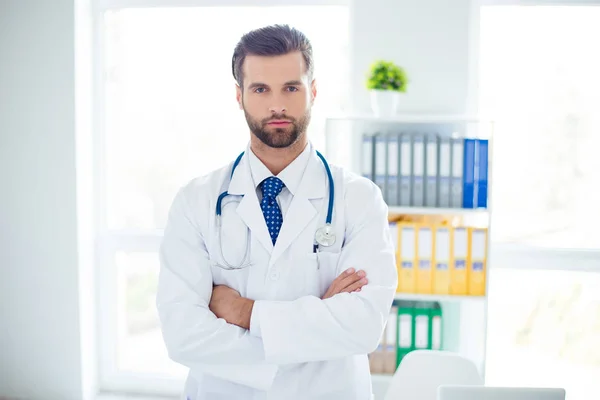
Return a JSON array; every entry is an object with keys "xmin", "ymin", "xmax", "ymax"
[{"xmin": 214, "ymin": 150, "xmax": 336, "ymax": 270}]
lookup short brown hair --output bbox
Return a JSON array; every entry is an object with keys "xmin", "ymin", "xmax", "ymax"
[{"xmin": 232, "ymin": 24, "xmax": 314, "ymax": 88}]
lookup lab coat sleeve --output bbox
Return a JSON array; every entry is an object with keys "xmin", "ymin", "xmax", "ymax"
[
  {"xmin": 251, "ymin": 177, "xmax": 398, "ymax": 365},
  {"xmin": 156, "ymin": 183, "xmax": 278, "ymax": 390}
]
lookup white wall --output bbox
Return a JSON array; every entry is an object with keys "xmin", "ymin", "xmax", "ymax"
[
  {"xmin": 350, "ymin": 0, "xmax": 473, "ymax": 115},
  {"xmin": 0, "ymin": 0, "xmax": 94, "ymax": 399}
]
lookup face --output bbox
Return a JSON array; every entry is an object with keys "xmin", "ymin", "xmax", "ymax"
[{"xmin": 236, "ymin": 51, "xmax": 317, "ymax": 149}]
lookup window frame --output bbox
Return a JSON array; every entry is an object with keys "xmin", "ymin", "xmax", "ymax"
[{"xmin": 490, "ymin": 244, "xmax": 600, "ymax": 272}]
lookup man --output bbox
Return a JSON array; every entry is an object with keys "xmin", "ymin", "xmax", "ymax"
[{"xmin": 157, "ymin": 24, "xmax": 397, "ymax": 400}]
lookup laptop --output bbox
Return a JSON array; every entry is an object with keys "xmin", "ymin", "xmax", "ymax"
[{"xmin": 437, "ymin": 385, "xmax": 566, "ymax": 400}]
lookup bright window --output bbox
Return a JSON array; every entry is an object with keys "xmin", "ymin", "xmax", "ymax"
[
  {"xmin": 480, "ymin": 5, "xmax": 600, "ymax": 250},
  {"xmin": 96, "ymin": 4, "xmax": 350, "ymax": 393},
  {"xmin": 486, "ymin": 268, "xmax": 600, "ymax": 399},
  {"xmin": 480, "ymin": 5, "xmax": 600, "ymax": 400},
  {"xmin": 103, "ymin": 6, "xmax": 350, "ymax": 231}
]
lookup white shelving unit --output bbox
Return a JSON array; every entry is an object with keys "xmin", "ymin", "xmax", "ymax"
[
  {"xmin": 393, "ymin": 293, "xmax": 486, "ymax": 303},
  {"xmin": 388, "ymin": 206, "xmax": 487, "ymax": 217},
  {"xmin": 323, "ymin": 114, "xmax": 494, "ymax": 398}
]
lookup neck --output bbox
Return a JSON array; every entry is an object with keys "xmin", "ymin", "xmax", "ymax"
[{"xmin": 250, "ymin": 135, "xmax": 308, "ymax": 175}]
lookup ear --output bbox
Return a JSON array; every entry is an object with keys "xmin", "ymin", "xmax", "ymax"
[
  {"xmin": 310, "ymin": 79, "xmax": 317, "ymax": 105},
  {"xmin": 235, "ymin": 84, "xmax": 243, "ymax": 110}
]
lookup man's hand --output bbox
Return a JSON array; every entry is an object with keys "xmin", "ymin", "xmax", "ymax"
[
  {"xmin": 322, "ymin": 268, "xmax": 368, "ymax": 299},
  {"xmin": 209, "ymin": 285, "xmax": 254, "ymax": 329}
]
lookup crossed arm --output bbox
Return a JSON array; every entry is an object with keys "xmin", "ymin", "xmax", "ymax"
[
  {"xmin": 209, "ymin": 267, "xmax": 369, "ymax": 330},
  {"xmin": 156, "ymin": 181, "xmax": 397, "ymax": 390}
]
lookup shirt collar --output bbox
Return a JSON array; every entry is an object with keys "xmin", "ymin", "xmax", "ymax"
[{"xmin": 248, "ymin": 142, "xmax": 312, "ymax": 196}]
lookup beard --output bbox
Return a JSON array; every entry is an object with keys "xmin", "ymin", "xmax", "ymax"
[{"xmin": 244, "ymin": 108, "xmax": 311, "ymax": 149}]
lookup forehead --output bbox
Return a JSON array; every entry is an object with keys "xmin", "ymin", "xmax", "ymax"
[{"xmin": 242, "ymin": 51, "xmax": 307, "ymax": 85}]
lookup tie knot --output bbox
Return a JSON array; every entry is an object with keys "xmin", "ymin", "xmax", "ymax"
[{"xmin": 260, "ymin": 177, "xmax": 285, "ymax": 199}]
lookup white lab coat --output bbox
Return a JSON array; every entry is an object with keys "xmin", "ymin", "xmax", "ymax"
[{"xmin": 156, "ymin": 145, "xmax": 398, "ymax": 400}]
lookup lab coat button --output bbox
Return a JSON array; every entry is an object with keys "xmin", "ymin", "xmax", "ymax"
[{"xmin": 270, "ymin": 271, "xmax": 279, "ymax": 281}]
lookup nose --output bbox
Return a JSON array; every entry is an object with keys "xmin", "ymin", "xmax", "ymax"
[{"xmin": 269, "ymin": 104, "xmax": 287, "ymax": 115}]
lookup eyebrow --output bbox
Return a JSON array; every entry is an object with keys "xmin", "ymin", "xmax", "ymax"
[
  {"xmin": 247, "ymin": 80, "xmax": 303, "ymax": 90},
  {"xmin": 247, "ymin": 82, "xmax": 268, "ymax": 90}
]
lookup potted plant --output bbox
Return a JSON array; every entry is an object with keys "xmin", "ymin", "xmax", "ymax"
[{"xmin": 366, "ymin": 60, "xmax": 408, "ymax": 116}]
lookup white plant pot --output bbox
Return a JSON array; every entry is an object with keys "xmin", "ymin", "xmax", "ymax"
[{"xmin": 370, "ymin": 89, "xmax": 401, "ymax": 117}]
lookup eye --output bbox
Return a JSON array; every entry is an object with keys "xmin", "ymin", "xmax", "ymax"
[
  {"xmin": 286, "ymin": 86, "xmax": 299, "ymax": 92},
  {"xmin": 254, "ymin": 87, "xmax": 267, "ymax": 94}
]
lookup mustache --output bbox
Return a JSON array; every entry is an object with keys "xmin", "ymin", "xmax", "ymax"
[{"xmin": 262, "ymin": 114, "xmax": 296, "ymax": 124}]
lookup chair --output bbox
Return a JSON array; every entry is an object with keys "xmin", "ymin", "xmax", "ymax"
[{"xmin": 383, "ymin": 350, "xmax": 483, "ymax": 400}]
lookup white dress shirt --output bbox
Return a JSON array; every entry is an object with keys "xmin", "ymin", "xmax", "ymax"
[{"xmin": 247, "ymin": 141, "xmax": 312, "ymax": 218}]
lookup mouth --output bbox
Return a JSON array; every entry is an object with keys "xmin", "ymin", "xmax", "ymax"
[{"xmin": 267, "ymin": 120, "xmax": 292, "ymax": 127}]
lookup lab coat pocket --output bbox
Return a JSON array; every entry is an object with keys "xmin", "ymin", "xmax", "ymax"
[
  {"xmin": 301, "ymin": 252, "xmax": 341, "ymax": 298},
  {"xmin": 209, "ymin": 259, "xmax": 250, "ymax": 297}
]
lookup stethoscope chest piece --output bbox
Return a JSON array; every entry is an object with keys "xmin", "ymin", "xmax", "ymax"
[{"xmin": 315, "ymin": 223, "xmax": 336, "ymax": 247}]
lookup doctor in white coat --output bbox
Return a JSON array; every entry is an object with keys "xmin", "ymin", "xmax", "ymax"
[{"xmin": 157, "ymin": 24, "xmax": 398, "ymax": 400}]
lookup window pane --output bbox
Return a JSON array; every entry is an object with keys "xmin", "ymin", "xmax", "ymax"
[
  {"xmin": 486, "ymin": 268, "xmax": 600, "ymax": 400},
  {"xmin": 103, "ymin": 7, "xmax": 349, "ymax": 230},
  {"xmin": 480, "ymin": 6, "xmax": 600, "ymax": 249},
  {"xmin": 116, "ymin": 251, "xmax": 186, "ymax": 378}
]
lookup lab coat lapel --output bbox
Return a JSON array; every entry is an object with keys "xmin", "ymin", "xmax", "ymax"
[
  {"xmin": 228, "ymin": 155, "xmax": 274, "ymax": 255},
  {"xmin": 269, "ymin": 152, "xmax": 327, "ymax": 267}
]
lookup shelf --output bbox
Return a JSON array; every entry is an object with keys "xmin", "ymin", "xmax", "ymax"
[
  {"xmin": 393, "ymin": 293, "xmax": 486, "ymax": 303},
  {"xmin": 388, "ymin": 206, "xmax": 489, "ymax": 216}
]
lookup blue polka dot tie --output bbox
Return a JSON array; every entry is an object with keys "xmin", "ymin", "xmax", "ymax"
[{"xmin": 260, "ymin": 177, "xmax": 285, "ymax": 245}]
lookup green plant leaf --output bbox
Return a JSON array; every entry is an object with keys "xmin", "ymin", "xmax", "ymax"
[{"xmin": 365, "ymin": 59, "xmax": 408, "ymax": 92}]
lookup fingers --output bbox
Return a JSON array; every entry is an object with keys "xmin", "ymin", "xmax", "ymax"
[
  {"xmin": 340, "ymin": 276, "xmax": 368, "ymax": 293},
  {"xmin": 336, "ymin": 268, "xmax": 366, "ymax": 291},
  {"xmin": 325, "ymin": 269, "xmax": 355, "ymax": 297},
  {"xmin": 321, "ymin": 268, "xmax": 368, "ymax": 299}
]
